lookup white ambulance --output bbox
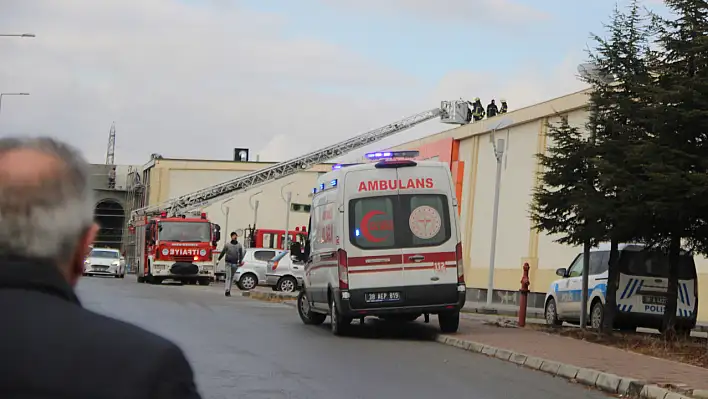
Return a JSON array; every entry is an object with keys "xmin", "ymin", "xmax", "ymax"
[{"xmin": 296, "ymin": 150, "xmax": 466, "ymax": 335}]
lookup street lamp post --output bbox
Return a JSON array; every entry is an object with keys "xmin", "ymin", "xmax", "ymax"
[
  {"xmin": 281, "ymin": 182, "xmax": 294, "ymax": 252},
  {"xmin": 485, "ymin": 118, "xmax": 513, "ymax": 309},
  {"xmin": 249, "ymin": 191, "xmax": 263, "ymax": 231},
  {"xmin": 0, "ymin": 33, "xmax": 35, "ymax": 38},
  {"xmin": 0, "ymin": 92, "xmax": 30, "ymax": 117}
]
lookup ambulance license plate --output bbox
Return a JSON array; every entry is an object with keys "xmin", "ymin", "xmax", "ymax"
[
  {"xmin": 365, "ymin": 291, "xmax": 401, "ymax": 303},
  {"xmin": 642, "ymin": 295, "xmax": 667, "ymax": 305}
]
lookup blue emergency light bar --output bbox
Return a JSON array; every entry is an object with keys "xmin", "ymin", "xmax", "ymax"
[
  {"xmin": 332, "ymin": 163, "xmax": 360, "ymax": 170},
  {"xmin": 365, "ymin": 150, "xmax": 420, "ymax": 160}
]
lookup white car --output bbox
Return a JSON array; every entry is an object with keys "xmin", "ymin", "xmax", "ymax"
[
  {"xmin": 544, "ymin": 243, "xmax": 698, "ymax": 333},
  {"xmin": 232, "ymin": 247, "xmax": 283, "ymax": 290},
  {"xmin": 265, "ymin": 250, "xmax": 305, "ymax": 292},
  {"xmin": 84, "ymin": 248, "xmax": 125, "ymax": 278}
]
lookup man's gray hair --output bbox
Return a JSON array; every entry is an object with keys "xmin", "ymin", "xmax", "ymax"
[{"xmin": 0, "ymin": 137, "xmax": 94, "ymax": 262}]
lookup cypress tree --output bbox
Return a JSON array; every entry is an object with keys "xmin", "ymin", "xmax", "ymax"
[{"xmin": 640, "ymin": 0, "xmax": 708, "ymax": 336}]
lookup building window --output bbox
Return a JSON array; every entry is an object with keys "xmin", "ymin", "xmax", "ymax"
[{"xmin": 290, "ymin": 203, "xmax": 311, "ymax": 213}]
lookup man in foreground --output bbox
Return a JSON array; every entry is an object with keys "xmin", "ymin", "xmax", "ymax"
[{"xmin": 0, "ymin": 137, "xmax": 202, "ymax": 399}]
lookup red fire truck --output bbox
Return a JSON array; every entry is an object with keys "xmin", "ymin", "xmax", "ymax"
[
  {"xmin": 130, "ymin": 211, "xmax": 221, "ymax": 285},
  {"xmin": 245, "ymin": 226, "xmax": 308, "ymax": 250}
]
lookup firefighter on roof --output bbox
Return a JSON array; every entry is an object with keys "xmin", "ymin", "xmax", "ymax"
[
  {"xmin": 500, "ymin": 99, "xmax": 508, "ymax": 114},
  {"xmin": 487, "ymin": 99, "xmax": 499, "ymax": 118},
  {"xmin": 472, "ymin": 98, "xmax": 485, "ymax": 121}
]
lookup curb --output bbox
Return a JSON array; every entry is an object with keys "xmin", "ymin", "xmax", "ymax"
[
  {"xmin": 436, "ymin": 335, "xmax": 698, "ymax": 399},
  {"xmin": 461, "ymin": 307, "xmax": 545, "ymax": 320},
  {"xmin": 240, "ymin": 290, "xmax": 298, "ymax": 302}
]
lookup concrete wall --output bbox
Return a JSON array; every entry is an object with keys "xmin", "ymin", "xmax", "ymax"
[
  {"xmin": 388, "ymin": 88, "xmax": 708, "ymax": 321},
  {"xmin": 143, "ymin": 158, "xmax": 333, "ymax": 247}
]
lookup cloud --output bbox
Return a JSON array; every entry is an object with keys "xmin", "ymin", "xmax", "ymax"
[
  {"xmin": 0, "ymin": 0, "xmax": 578, "ymax": 169},
  {"xmin": 315, "ymin": 0, "xmax": 550, "ymax": 23},
  {"xmin": 0, "ymin": 0, "xmax": 419, "ymax": 165},
  {"xmin": 264, "ymin": 53, "xmax": 589, "ymax": 163}
]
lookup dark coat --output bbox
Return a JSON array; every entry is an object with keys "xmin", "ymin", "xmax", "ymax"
[{"xmin": 0, "ymin": 257, "xmax": 202, "ymax": 399}]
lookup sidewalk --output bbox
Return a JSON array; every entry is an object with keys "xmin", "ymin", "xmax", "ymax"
[
  {"xmin": 448, "ymin": 317, "xmax": 708, "ymax": 395},
  {"xmin": 462, "ymin": 301, "xmax": 708, "ymax": 332}
]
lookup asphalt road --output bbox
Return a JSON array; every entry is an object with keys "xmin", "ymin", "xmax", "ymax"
[{"xmin": 76, "ymin": 277, "xmax": 610, "ymax": 399}]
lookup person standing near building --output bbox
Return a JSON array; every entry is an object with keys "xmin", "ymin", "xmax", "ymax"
[
  {"xmin": 108, "ymin": 166, "xmax": 116, "ymax": 189},
  {"xmin": 217, "ymin": 231, "xmax": 244, "ymax": 296},
  {"xmin": 0, "ymin": 137, "xmax": 201, "ymax": 399},
  {"xmin": 486, "ymin": 99, "xmax": 499, "ymax": 118},
  {"xmin": 500, "ymin": 99, "xmax": 508, "ymax": 114}
]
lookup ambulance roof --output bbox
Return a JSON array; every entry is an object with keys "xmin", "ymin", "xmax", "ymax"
[{"xmin": 318, "ymin": 160, "xmax": 447, "ymax": 182}]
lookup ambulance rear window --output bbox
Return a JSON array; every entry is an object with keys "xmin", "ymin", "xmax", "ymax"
[
  {"xmin": 350, "ymin": 196, "xmax": 396, "ymax": 249},
  {"xmin": 348, "ymin": 194, "xmax": 451, "ymax": 249}
]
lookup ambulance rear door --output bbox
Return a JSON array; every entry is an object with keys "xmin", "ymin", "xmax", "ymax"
[
  {"xmin": 343, "ymin": 167, "xmax": 404, "ymax": 298},
  {"xmin": 395, "ymin": 163, "xmax": 459, "ymax": 293}
]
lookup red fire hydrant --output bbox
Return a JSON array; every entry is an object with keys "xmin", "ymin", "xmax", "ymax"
[{"xmin": 518, "ymin": 262, "xmax": 531, "ymax": 327}]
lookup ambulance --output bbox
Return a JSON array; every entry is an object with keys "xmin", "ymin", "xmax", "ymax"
[{"xmin": 296, "ymin": 150, "xmax": 466, "ymax": 335}]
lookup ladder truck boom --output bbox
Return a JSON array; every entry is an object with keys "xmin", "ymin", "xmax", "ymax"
[{"xmin": 131, "ymin": 101, "xmax": 467, "ymax": 222}]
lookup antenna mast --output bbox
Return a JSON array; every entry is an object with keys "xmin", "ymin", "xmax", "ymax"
[{"xmin": 106, "ymin": 122, "xmax": 116, "ymax": 165}]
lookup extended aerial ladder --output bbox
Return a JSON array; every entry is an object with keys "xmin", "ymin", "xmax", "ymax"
[{"xmin": 129, "ymin": 100, "xmax": 470, "ymax": 222}]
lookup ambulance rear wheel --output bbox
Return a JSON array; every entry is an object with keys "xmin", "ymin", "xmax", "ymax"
[
  {"xmin": 297, "ymin": 291, "xmax": 326, "ymax": 326},
  {"xmin": 438, "ymin": 310, "xmax": 460, "ymax": 333},
  {"xmin": 330, "ymin": 298, "xmax": 351, "ymax": 336}
]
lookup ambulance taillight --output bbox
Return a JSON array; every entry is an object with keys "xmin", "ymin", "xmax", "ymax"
[
  {"xmin": 337, "ymin": 249, "xmax": 349, "ymax": 289},
  {"xmin": 456, "ymin": 242, "xmax": 464, "ymax": 284}
]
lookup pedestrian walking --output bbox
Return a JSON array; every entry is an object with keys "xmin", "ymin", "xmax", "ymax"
[
  {"xmin": 0, "ymin": 137, "xmax": 202, "ymax": 399},
  {"xmin": 217, "ymin": 231, "xmax": 245, "ymax": 296}
]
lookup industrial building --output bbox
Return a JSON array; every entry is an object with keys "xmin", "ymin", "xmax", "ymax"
[
  {"xmin": 386, "ymin": 88, "xmax": 708, "ymax": 321},
  {"xmin": 122, "ymin": 154, "xmax": 333, "ymax": 249}
]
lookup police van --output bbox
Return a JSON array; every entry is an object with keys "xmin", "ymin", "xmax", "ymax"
[
  {"xmin": 296, "ymin": 150, "xmax": 466, "ymax": 335},
  {"xmin": 544, "ymin": 243, "xmax": 698, "ymax": 333}
]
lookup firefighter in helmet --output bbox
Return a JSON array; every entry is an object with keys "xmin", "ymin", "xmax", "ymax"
[
  {"xmin": 486, "ymin": 99, "xmax": 499, "ymax": 118},
  {"xmin": 472, "ymin": 97, "xmax": 485, "ymax": 122}
]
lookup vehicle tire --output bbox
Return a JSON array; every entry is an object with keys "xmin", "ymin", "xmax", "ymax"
[
  {"xmin": 198, "ymin": 278, "xmax": 211, "ymax": 286},
  {"xmin": 545, "ymin": 298, "xmax": 563, "ymax": 326},
  {"xmin": 137, "ymin": 275, "xmax": 144, "ymax": 283},
  {"xmin": 330, "ymin": 297, "xmax": 351, "ymax": 336},
  {"xmin": 590, "ymin": 300, "xmax": 604, "ymax": 330},
  {"xmin": 276, "ymin": 276, "xmax": 297, "ymax": 293},
  {"xmin": 238, "ymin": 273, "xmax": 258, "ymax": 291},
  {"xmin": 114, "ymin": 274, "xmax": 121, "ymax": 278},
  {"xmin": 438, "ymin": 310, "xmax": 460, "ymax": 333},
  {"xmin": 297, "ymin": 290, "xmax": 326, "ymax": 325}
]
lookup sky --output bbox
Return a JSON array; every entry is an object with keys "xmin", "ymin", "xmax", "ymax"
[{"xmin": 0, "ymin": 0, "xmax": 670, "ymax": 165}]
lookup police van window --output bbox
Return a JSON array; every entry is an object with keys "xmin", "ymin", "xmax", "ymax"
[
  {"xmin": 567, "ymin": 255, "xmax": 584, "ymax": 277},
  {"xmin": 349, "ymin": 196, "xmax": 396, "ymax": 249},
  {"xmin": 406, "ymin": 194, "xmax": 451, "ymax": 248},
  {"xmin": 621, "ymin": 250, "xmax": 697, "ymax": 279},
  {"xmin": 589, "ymin": 251, "xmax": 609, "ymax": 275}
]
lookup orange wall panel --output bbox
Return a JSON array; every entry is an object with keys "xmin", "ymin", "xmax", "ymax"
[{"xmin": 399, "ymin": 138, "xmax": 464, "ymax": 215}]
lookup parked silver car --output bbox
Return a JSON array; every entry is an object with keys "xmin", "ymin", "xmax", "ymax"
[
  {"xmin": 232, "ymin": 247, "xmax": 282, "ymax": 290},
  {"xmin": 84, "ymin": 247, "xmax": 125, "ymax": 278},
  {"xmin": 265, "ymin": 251, "xmax": 304, "ymax": 292}
]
